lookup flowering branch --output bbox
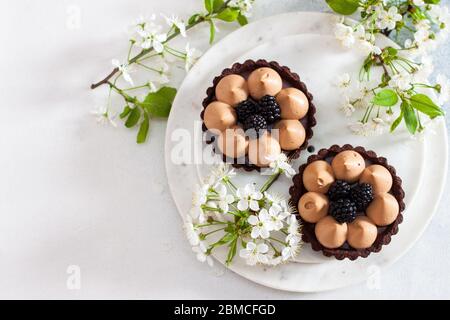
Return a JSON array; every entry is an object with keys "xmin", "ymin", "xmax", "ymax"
[
  {"xmin": 90, "ymin": 0, "xmax": 255, "ymax": 143},
  {"xmin": 185, "ymin": 158, "xmax": 301, "ymax": 267},
  {"xmin": 329, "ymin": 0, "xmax": 449, "ymax": 136}
]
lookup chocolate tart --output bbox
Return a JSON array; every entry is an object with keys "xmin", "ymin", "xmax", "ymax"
[
  {"xmin": 201, "ymin": 59, "xmax": 316, "ymax": 172},
  {"xmin": 289, "ymin": 144, "xmax": 406, "ymax": 260}
]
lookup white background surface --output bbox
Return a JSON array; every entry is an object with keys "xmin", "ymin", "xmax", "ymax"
[{"xmin": 0, "ymin": 0, "xmax": 449, "ymax": 299}]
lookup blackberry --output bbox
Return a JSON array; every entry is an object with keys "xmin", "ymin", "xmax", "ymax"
[
  {"xmin": 235, "ymin": 99, "xmax": 259, "ymax": 123},
  {"xmin": 258, "ymin": 95, "xmax": 281, "ymax": 124},
  {"xmin": 329, "ymin": 199, "xmax": 357, "ymax": 223},
  {"xmin": 327, "ymin": 180, "xmax": 351, "ymax": 201},
  {"xmin": 350, "ymin": 183, "xmax": 374, "ymax": 211},
  {"xmin": 243, "ymin": 114, "xmax": 267, "ymax": 138}
]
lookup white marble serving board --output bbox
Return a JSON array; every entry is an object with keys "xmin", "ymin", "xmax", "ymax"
[{"xmin": 165, "ymin": 12, "xmax": 448, "ymax": 292}]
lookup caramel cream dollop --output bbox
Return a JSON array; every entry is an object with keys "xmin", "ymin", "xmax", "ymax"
[
  {"xmin": 315, "ymin": 216, "xmax": 348, "ymax": 249},
  {"xmin": 248, "ymin": 133, "xmax": 281, "ymax": 167},
  {"xmin": 276, "ymin": 88, "xmax": 309, "ymax": 120},
  {"xmin": 215, "ymin": 74, "xmax": 249, "ymax": 106},
  {"xmin": 331, "ymin": 150, "xmax": 366, "ymax": 183},
  {"xmin": 366, "ymin": 193, "xmax": 399, "ymax": 226},
  {"xmin": 203, "ymin": 101, "xmax": 237, "ymax": 133},
  {"xmin": 247, "ymin": 67, "xmax": 282, "ymax": 100},
  {"xmin": 273, "ymin": 120, "xmax": 305, "ymax": 151},
  {"xmin": 302, "ymin": 160, "xmax": 335, "ymax": 193},
  {"xmin": 360, "ymin": 164, "xmax": 393, "ymax": 195},
  {"xmin": 347, "ymin": 216, "xmax": 378, "ymax": 249},
  {"xmin": 298, "ymin": 192, "xmax": 329, "ymax": 223},
  {"xmin": 217, "ymin": 125, "xmax": 248, "ymax": 159}
]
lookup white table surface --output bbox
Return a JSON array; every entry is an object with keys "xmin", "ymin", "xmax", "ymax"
[{"xmin": 0, "ymin": 0, "xmax": 449, "ymax": 299}]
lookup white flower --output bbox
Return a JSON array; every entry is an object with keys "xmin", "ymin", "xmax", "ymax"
[
  {"xmin": 264, "ymin": 192, "xmax": 286, "ymax": 206},
  {"xmin": 352, "ymin": 25, "xmax": 381, "ymax": 55},
  {"xmin": 132, "ymin": 14, "xmax": 151, "ymax": 26},
  {"xmin": 413, "ymin": 27, "xmax": 432, "ymax": 49},
  {"xmin": 286, "ymin": 233, "xmax": 301, "ymax": 246},
  {"xmin": 389, "ymin": 72, "xmax": 412, "ymax": 91},
  {"xmin": 239, "ymin": 242, "xmax": 269, "ymax": 265},
  {"xmin": 354, "ymin": 83, "xmax": 374, "ymax": 109},
  {"xmin": 334, "ymin": 23, "xmax": 355, "ymax": 47},
  {"xmin": 350, "ymin": 118, "xmax": 386, "ymax": 136},
  {"xmin": 267, "ymin": 256, "xmax": 283, "ymax": 266},
  {"xmin": 413, "ymin": 0, "xmax": 425, "ymax": 6},
  {"xmin": 112, "ymin": 59, "xmax": 133, "ymax": 85},
  {"xmin": 190, "ymin": 184, "xmax": 210, "ymax": 223},
  {"xmin": 335, "ymin": 73, "xmax": 351, "ymax": 90},
  {"xmin": 281, "ymin": 233, "xmax": 301, "ymax": 261},
  {"xmin": 184, "ymin": 216, "xmax": 200, "ymax": 246},
  {"xmin": 236, "ymin": 184, "xmax": 263, "ymax": 211},
  {"xmin": 415, "ymin": 19, "xmax": 431, "ymax": 32},
  {"xmin": 359, "ymin": 40, "xmax": 382, "ymax": 55},
  {"xmin": 153, "ymin": 59, "xmax": 170, "ymax": 84},
  {"xmin": 192, "ymin": 184, "xmax": 209, "ymax": 206},
  {"xmin": 281, "ymin": 234, "xmax": 301, "ymax": 261},
  {"xmin": 429, "ymin": 5, "xmax": 450, "ymax": 26},
  {"xmin": 436, "ymin": 74, "xmax": 450, "ymax": 105},
  {"xmin": 265, "ymin": 204, "xmax": 289, "ymax": 231},
  {"xmin": 214, "ymin": 184, "xmax": 235, "ymax": 212},
  {"xmin": 267, "ymin": 153, "xmax": 296, "ymax": 178},
  {"xmin": 192, "ymin": 242, "xmax": 214, "ymax": 266},
  {"xmin": 91, "ymin": 105, "xmax": 117, "ymax": 127},
  {"xmin": 378, "ymin": 7, "xmax": 402, "ymax": 30},
  {"xmin": 412, "ymin": 55, "xmax": 434, "ymax": 83},
  {"xmin": 370, "ymin": 117, "xmax": 386, "ymax": 136},
  {"xmin": 248, "ymin": 210, "xmax": 271, "ymax": 239},
  {"xmin": 229, "ymin": 0, "xmax": 254, "ymax": 18},
  {"xmin": 162, "ymin": 14, "xmax": 186, "ymax": 37},
  {"xmin": 281, "ymin": 244, "xmax": 298, "ymax": 261},
  {"xmin": 340, "ymin": 97, "xmax": 356, "ymax": 117},
  {"xmin": 189, "ymin": 205, "xmax": 206, "ymax": 224},
  {"xmin": 184, "ymin": 43, "xmax": 201, "ymax": 72},
  {"xmin": 139, "ymin": 22, "xmax": 167, "ymax": 53}
]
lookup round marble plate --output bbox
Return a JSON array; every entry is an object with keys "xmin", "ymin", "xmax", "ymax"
[{"xmin": 165, "ymin": 12, "xmax": 448, "ymax": 292}]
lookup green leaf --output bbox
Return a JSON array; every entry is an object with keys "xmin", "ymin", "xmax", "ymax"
[
  {"xmin": 125, "ymin": 107, "xmax": 141, "ymax": 128},
  {"xmin": 425, "ymin": 0, "xmax": 440, "ymax": 4},
  {"xmin": 401, "ymin": 101, "xmax": 418, "ymax": 134},
  {"xmin": 142, "ymin": 86, "xmax": 177, "ymax": 118},
  {"xmin": 214, "ymin": 232, "xmax": 236, "ymax": 247},
  {"xmin": 390, "ymin": 111, "xmax": 403, "ymax": 133},
  {"xmin": 372, "ymin": 89, "xmax": 399, "ymax": 106},
  {"xmin": 216, "ymin": 8, "xmax": 239, "ymax": 22},
  {"xmin": 326, "ymin": 0, "xmax": 360, "ymax": 15},
  {"xmin": 409, "ymin": 94, "xmax": 444, "ymax": 119},
  {"xmin": 237, "ymin": 13, "xmax": 248, "ymax": 26},
  {"xmin": 204, "ymin": 0, "xmax": 214, "ymax": 13},
  {"xmin": 213, "ymin": 0, "xmax": 225, "ymax": 12},
  {"xmin": 208, "ymin": 20, "xmax": 216, "ymax": 44},
  {"xmin": 137, "ymin": 113, "xmax": 150, "ymax": 144},
  {"xmin": 119, "ymin": 105, "xmax": 132, "ymax": 119}
]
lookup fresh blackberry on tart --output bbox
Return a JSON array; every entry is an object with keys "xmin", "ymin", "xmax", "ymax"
[
  {"xmin": 329, "ymin": 198, "xmax": 357, "ymax": 223},
  {"xmin": 235, "ymin": 99, "xmax": 259, "ymax": 123},
  {"xmin": 350, "ymin": 183, "xmax": 374, "ymax": 212},
  {"xmin": 243, "ymin": 114, "xmax": 267, "ymax": 137},
  {"xmin": 327, "ymin": 180, "xmax": 351, "ymax": 201},
  {"xmin": 258, "ymin": 95, "xmax": 281, "ymax": 124}
]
